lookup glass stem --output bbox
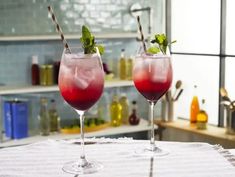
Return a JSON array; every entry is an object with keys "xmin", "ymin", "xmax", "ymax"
[
  {"xmin": 149, "ymin": 101, "xmax": 156, "ymax": 151},
  {"xmin": 77, "ymin": 111, "xmax": 88, "ymax": 167}
]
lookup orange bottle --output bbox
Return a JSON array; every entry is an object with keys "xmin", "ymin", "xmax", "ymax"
[{"xmin": 190, "ymin": 85, "xmax": 200, "ymax": 124}]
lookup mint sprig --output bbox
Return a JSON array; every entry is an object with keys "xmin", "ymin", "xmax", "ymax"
[
  {"xmin": 80, "ymin": 25, "xmax": 105, "ymax": 55},
  {"xmin": 148, "ymin": 34, "xmax": 176, "ymax": 55}
]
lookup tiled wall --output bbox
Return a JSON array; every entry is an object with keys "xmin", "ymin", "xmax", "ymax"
[
  {"xmin": 0, "ymin": 0, "xmax": 162, "ymax": 36},
  {"xmin": 0, "ymin": 39, "xmax": 140, "ymax": 85},
  {"xmin": 0, "ymin": 0, "xmax": 163, "ymax": 85}
]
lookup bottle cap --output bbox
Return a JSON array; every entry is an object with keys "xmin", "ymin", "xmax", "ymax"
[
  {"xmin": 132, "ymin": 101, "xmax": 137, "ymax": 105},
  {"xmin": 120, "ymin": 93, "xmax": 127, "ymax": 97},
  {"xmin": 32, "ymin": 55, "xmax": 38, "ymax": 64},
  {"xmin": 121, "ymin": 49, "xmax": 125, "ymax": 58}
]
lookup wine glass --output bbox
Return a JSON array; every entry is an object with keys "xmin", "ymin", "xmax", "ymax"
[
  {"xmin": 133, "ymin": 53, "xmax": 172, "ymax": 156},
  {"xmin": 58, "ymin": 47, "xmax": 104, "ymax": 174}
]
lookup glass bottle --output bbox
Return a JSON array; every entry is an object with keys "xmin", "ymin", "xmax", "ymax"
[
  {"xmin": 119, "ymin": 49, "xmax": 126, "ymax": 80},
  {"xmin": 119, "ymin": 93, "xmax": 129, "ymax": 124},
  {"xmin": 190, "ymin": 85, "xmax": 200, "ymax": 124},
  {"xmin": 39, "ymin": 98, "xmax": 50, "ymax": 136},
  {"xmin": 196, "ymin": 99, "xmax": 208, "ymax": 130},
  {"xmin": 31, "ymin": 55, "xmax": 40, "ymax": 85},
  {"xmin": 97, "ymin": 92, "xmax": 110, "ymax": 122},
  {"xmin": 53, "ymin": 61, "xmax": 60, "ymax": 84},
  {"xmin": 126, "ymin": 55, "xmax": 133, "ymax": 80},
  {"xmin": 49, "ymin": 99, "xmax": 60, "ymax": 132},
  {"xmin": 110, "ymin": 95, "xmax": 122, "ymax": 127},
  {"xmin": 129, "ymin": 101, "xmax": 140, "ymax": 125}
]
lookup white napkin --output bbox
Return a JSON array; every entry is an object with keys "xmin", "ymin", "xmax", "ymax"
[{"xmin": 0, "ymin": 138, "xmax": 234, "ymax": 177}]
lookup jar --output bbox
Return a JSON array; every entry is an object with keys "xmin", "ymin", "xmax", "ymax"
[
  {"xmin": 40, "ymin": 65, "xmax": 47, "ymax": 86},
  {"xmin": 46, "ymin": 65, "xmax": 54, "ymax": 86}
]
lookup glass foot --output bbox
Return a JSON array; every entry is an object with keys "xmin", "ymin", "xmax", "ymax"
[
  {"xmin": 62, "ymin": 160, "xmax": 103, "ymax": 175},
  {"xmin": 135, "ymin": 146, "xmax": 169, "ymax": 157}
]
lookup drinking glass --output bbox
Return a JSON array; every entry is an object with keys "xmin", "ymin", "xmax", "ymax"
[
  {"xmin": 58, "ymin": 47, "xmax": 104, "ymax": 174},
  {"xmin": 133, "ymin": 53, "xmax": 172, "ymax": 156}
]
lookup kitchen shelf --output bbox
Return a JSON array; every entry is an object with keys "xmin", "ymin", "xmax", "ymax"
[
  {"xmin": 0, "ymin": 33, "xmax": 139, "ymax": 42},
  {"xmin": 0, "ymin": 119, "xmax": 154, "ymax": 148},
  {"xmin": 0, "ymin": 80, "xmax": 133, "ymax": 95},
  {"xmin": 155, "ymin": 119, "xmax": 235, "ymax": 142}
]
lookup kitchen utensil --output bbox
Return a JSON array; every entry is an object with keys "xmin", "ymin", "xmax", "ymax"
[
  {"xmin": 173, "ymin": 80, "xmax": 182, "ymax": 100},
  {"xmin": 174, "ymin": 89, "xmax": 183, "ymax": 101},
  {"xmin": 220, "ymin": 88, "xmax": 231, "ymax": 102},
  {"xmin": 220, "ymin": 100, "xmax": 233, "ymax": 110}
]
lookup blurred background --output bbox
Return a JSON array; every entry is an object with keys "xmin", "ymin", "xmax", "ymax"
[{"xmin": 0, "ymin": 0, "xmax": 234, "ymax": 148}]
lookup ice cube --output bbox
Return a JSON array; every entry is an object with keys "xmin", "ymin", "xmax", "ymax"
[
  {"xmin": 151, "ymin": 61, "xmax": 169, "ymax": 83},
  {"xmin": 74, "ymin": 67, "xmax": 95, "ymax": 89}
]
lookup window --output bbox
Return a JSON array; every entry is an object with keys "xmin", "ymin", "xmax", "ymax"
[{"xmin": 169, "ymin": 0, "xmax": 224, "ymax": 125}]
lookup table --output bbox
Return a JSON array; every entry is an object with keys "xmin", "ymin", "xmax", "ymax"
[{"xmin": 0, "ymin": 138, "xmax": 234, "ymax": 177}]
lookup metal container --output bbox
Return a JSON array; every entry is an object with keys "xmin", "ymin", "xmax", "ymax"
[
  {"xmin": 225, "ymin": 108, "xmax": 235, "ymax": 135},
  {"xmin": 161, "ymin": 92, "xmax": 174, "ymax": 122}
]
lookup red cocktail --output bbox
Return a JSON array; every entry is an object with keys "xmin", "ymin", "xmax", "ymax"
[
  {"xmin": 133, "ymin": 53, "xmax": 172, "ymax": 156},
  {"xmin": 59, "ymin": 55, "xmax": 104, "ymax": 111},
  {"xmin": 133, "ymin": 55, "xmax": 172, "ymax": 102},
  {"xmin": 58, "ymin": 48, "xmax": 104, "ymax": 174}
]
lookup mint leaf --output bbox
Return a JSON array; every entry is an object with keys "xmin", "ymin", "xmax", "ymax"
[
  {"xmin": 147, "ymin": 46, "xmax": 160, "ymax": 54},
  {"xmin": 80, "ymin": 25, "xmax": 105, "ymax": 55},
  {"xmin": 96, "ymin": 45, "xmax": 105, "ymax": 55},
  {"xmin": 149, "ymin": 34, "xmax": 176, "ymax": 55}
]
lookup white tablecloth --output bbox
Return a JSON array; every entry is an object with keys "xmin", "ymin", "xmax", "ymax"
[{"xmin": 0, "ymin": 138, "xmax": 234, "ymax": 177}]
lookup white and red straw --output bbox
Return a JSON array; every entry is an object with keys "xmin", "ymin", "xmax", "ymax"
[
  {"xmin": 47, "ymin": 6, "xmax": 71, "ymax": 53},
  {"xmin": 136, "ymin": 16, "xmax": 147, "ymax": 53}
]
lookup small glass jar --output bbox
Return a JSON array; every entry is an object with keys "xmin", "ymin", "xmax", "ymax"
[
  {"xmin": 40, "ymin": 65, "xmax": 47, "ymax": 86},
  {"xmin": 46, "ymin": 65, "xmax": 54, "ymax": 86}
]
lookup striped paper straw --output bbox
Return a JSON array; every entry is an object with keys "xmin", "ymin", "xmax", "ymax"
[
  {"xmin": 136, "ymin": 16, "xmax": 147, "ymax": 53},
  {"xmin": 47, "ymin": 6, "xmax": 71, "ymax": 53}
]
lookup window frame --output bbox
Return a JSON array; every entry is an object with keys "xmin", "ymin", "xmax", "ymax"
[{"xmin": 166, "ymin": 0, "xmax": 229, "ymax": 127}]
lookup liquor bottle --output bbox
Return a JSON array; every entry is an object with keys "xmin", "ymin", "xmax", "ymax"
[
  {"xmin": 31, "ymin": 55, "xmax": 40, "ymax": 85},
  {"xmin": 126, "ymin": 55, "xmax": 133, "ymax": 80},
  {"xmin": 190, "ymin": 85, "xmax": 200, "ymax": 124},
  {"xmin": 196, "ymin": 99, "xmax": 208, "ymax": 130},
  {"xmin": 53, "ymin": 61, "xmax": 60, "ymax": 84},
  {"xmin": 49, "ymin": 99, "xmax": 60, "ymax": 132},
  {"xmin": 119, "ymin": 93, "xmax": 129, "ymax": 124},
  {"xmin": 129, "ymin": 101, "xmax": 140, "ymax": 125},
  {"xmin": 97, "ymin": 92, "xmax": 110, "ymax": 122},
  {"xmin": 39, "ymin": 98, "xmax": 50, "ymax": 136},
  {"xmin": 110, "ymin": 95, "xmax": 122, "ymax": 127},
  {"xmin": 119, "ymin": 49, "xmax": 126, "ymax": 80}
]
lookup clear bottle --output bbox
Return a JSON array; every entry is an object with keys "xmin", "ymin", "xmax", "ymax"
[
  {"xmin": 119, "ymin": 49, "xmax": 126, "ymax": 80},
  {"xmin": 39, "ymin": 98, "xmax": 50, "ymax": 136},
  {"xmin": 129, "ymin": 101, "xmax": 140, "ymax": 125},
  {"xmin": 31, "ymin": 55, "xmax": 40, "ymax": 85},
  {"xmin": 97, "ymin": 92, "xmax": 110, "ymax": 122},
  {"xmin": 190, "ymin": 85, "xmax": 200, "ymax": 124},
  {"xmin": 119, "ymin": 94, "xmax": 129, "ymax": 124},
  {"xmin": 110, "ymin": 95, "xmax": 122, "ymax": 127},
  {"xmin": 196, "ymin": 99, "xmax": 208, "ymax": 130},
  {"xmin": 126, "ymin": 55, "xmax": 133, "ymax": 80},
  {"xmin": 49, "ymin": 99, "xmax": 60, "ymax": 132}
]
